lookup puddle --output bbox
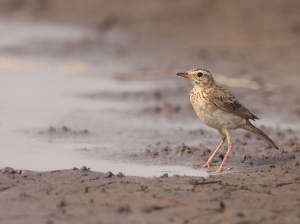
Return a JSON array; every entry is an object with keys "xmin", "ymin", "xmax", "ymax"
[
  {"xmin": 0, "ymin": 21, "xmax": 207, "ymax": 177},
  {"xmin": 0, "ymin": 131, "xmax": 208, "ymax": 177}
]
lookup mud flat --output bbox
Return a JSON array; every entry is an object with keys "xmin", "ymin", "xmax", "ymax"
[
  {"xmin": 2, "ymin": 126, "xmax": 300, "ymax": 223},
  {"xmin": 1, "ymin": 1, "xmax": 300, "ymax": 223},
  {"xmin": 1, "ymin": 156, "xmax": 300, "ymax": 224}
]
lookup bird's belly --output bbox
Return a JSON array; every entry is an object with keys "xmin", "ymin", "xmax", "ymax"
[{"xmin": 192, "ymin": 101, "xmax": 246, "ymax": 130}]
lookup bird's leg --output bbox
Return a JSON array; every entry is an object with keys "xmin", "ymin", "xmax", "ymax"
[
  {"xmin": 217, "ymin": 129, "xmax": 232, "ymax": 173},
  {"xmin": 202, "ymin": 138, "xmax": 226, "ymax": 168},
  {"xmin": 199, "ymin": 130, "xmax": 226, "ymax": 168}
]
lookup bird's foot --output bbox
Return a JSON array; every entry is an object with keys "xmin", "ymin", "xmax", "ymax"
[
  {"xmin": 200, "ymin": 161, "xmax": 218, "ymax": 168},
  {"xmin": 216, "ymin": 167, "xmax": 232, "ymax": 173},
  {"xmin": 216, "ymin": 168, "xmax": 223, "ymax": 173}
]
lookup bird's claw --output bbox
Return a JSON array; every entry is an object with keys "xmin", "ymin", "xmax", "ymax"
[
  {"xmin": 216, "ymin": 168, "xmax": 223, "ymax": 173},
  {"xmin": 200, "ymin": 162, "xmax": 218, "ymax": 168}
]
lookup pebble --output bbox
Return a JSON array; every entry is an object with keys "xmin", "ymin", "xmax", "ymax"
[
  {"xmin": 160, "ymin": 173, "xmax": 168, "ymax": 178},
  {"xmin": 116, "ymin": 172, "xmax": 124, "ymax": 177},
  {"xmin": 144, "ymin": 149, "xmax": 151, "ymax": 155},
  {"xmin": 2, "ymin": 167, "xmax": 17, "ymax": 174},
  {"xmin": 137, "ymin": 185, "xmax": 148, "ymax": 191},
  {"xmin": 189, "ymin": 177, "xmax": 205, "ymax": 185},
  {"xmin": 21, "ymin": 170, "xmax": 28, "ymax": 177},
  {"xmin": 48, "ymin": 126, "xmax": 56, "ymax": 132},
  {"xmin": 80, "ymin": 166, "xmax": 89, "ymax": 171},
  {"xmin": 106, "ymin": 171, "xmax": 113, "ymax": 178},
  {"xmin": 62, "ymin": 126, "xmax": 70, "ymax": 132}
]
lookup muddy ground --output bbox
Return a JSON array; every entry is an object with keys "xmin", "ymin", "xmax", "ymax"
[{"xmin": 1, "ymin": 1, "xmax": 300, "ymax": 224}]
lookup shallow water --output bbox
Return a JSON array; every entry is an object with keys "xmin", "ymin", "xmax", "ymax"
[
  {"xmin": 0, "ymin": 20, "xmax": 209, "ymax": 177},
  {"xmin": 0, "ymin": 57, "xmax": 208, "ymax": 177}
]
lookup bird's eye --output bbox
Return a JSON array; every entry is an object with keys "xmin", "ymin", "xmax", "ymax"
[{"xmin": 197, "ymin": 72, "xmax": 203, "ymax": 77}]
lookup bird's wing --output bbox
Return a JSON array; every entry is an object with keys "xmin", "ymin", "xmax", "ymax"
[{"xmin": 204, "ymin": 86, "xmax": 259, "ymax": 120}]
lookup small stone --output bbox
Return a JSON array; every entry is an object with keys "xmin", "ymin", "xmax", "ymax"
[
  {"xmin": 62, "ymin": 126, "xmax": 70, "ymax": 132},
  {"xmin": 21, "ymin": 170, "xmax": 28, "ymax": 177},
  {"xmin": 116, "ymin": 172, "xmax": 124, "ymax": 177},
  {"xmin": 106, "ymin": 171, "xmax": 113, "ymax": 178},
  {"xmin": 72, "ymin": 167, "xmax": 78, "ymax": 170},
  {"xmin": 161, "ymin": 146, "xmax": 170, "ymax": 152},
  {"xmin": 80, "ymin": 166, "xmax": 89, "ymax": 171},
  {"xmin": 184, "ymin": 149, "xmax": 192, "ymax": 154},
  {"xmin": 137, "ymin": 185, "xmax": 148, "ymax": 191},
  {"xmin": 48, "ymin": 126, "xmax": 56, "ymax": 132},
  {"xmin": 144, "ymin": 149, "xmax": 151, "ymax": 155},
  {"xmin": 1, "ymin": 167, "xmax": 16, "ymax": 174},
  {"xmin": 160, "ymin": 173, "xmax": 168, "ymax": 178},
  {"xmin": 152, "ymin": 150, "xmax": 159, "ymax": 157}
]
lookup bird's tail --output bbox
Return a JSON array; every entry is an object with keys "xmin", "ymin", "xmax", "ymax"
[{"xmin": 241, "ymin": 121, "xmax": 279, "ymax": 149}]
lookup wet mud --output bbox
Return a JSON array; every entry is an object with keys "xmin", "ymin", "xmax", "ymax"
[
  {"xmin": 1, "ymin": 1, "xmax": 300, "ymax": 223},
  {"xmin": 1, "ymin": 164, "xmax": 300, "ymax": 224}
]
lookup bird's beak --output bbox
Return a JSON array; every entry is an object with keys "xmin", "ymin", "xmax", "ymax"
[{"xmin": 176, "ymin": 72, "xmax": 194, "ymax": 79}]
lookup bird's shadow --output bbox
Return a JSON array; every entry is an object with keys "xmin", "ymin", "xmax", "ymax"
[{"xmin": 249, "ymin": 155, "xmax": 295, "ymax": 167}]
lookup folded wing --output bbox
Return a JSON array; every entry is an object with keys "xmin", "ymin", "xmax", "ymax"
[{"xmin": 204, "ymin": 86, "xmax": 259, "ymax": 120}]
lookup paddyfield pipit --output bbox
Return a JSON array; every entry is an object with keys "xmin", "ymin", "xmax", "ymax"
[{"xmin": 177, "ymin": 68, "xmax": 278, "ymax": 173}]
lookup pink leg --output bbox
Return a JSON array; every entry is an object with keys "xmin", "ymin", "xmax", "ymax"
[
  {"xmin": 201, "ymin": 138, "xmax": 226, "ymax": 168},
  {"xmin": 216, "ymin": 145, "xmax": 232, "ymax": 173}
]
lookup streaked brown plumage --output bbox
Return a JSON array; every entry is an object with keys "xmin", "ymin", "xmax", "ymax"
[
  {"xmin": 177, "ymin": 68, "xmax": 278, "ymax": 173},
  {"xmin": 203, "ymin": 86, "xmax": 258, "ymax": 120}
]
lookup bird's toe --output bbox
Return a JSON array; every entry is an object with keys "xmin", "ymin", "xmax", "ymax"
[
  {"xmin": 216, "ymin": 168, "xmax": 223, "ymax": 173},
  {"xmin": 202, "ymin": 162, "xmax": 217, "ymax": 168}
]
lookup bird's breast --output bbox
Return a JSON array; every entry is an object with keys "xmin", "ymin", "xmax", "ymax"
[{"xmin": 190, "ymin": 90, "xmax": 246, "ymax": 130}]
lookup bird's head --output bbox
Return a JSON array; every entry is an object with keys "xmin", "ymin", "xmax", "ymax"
[{"xmin": 176, "ymin": 68, "xmax": 216, "ymax": 88}]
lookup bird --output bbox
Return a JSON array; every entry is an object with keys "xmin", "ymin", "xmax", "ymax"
[{"xmin": 177, "ymin": 68, "xmax": 278, "ymax": 173}]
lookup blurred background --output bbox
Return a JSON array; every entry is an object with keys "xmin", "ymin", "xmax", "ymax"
[
  {"xmin": 0, "ymin": 0, "xmax": 300, "ymax": 174},
  {"xmin": 0, "ymin": 0, "xmax": 300, "ymax": 75}
]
